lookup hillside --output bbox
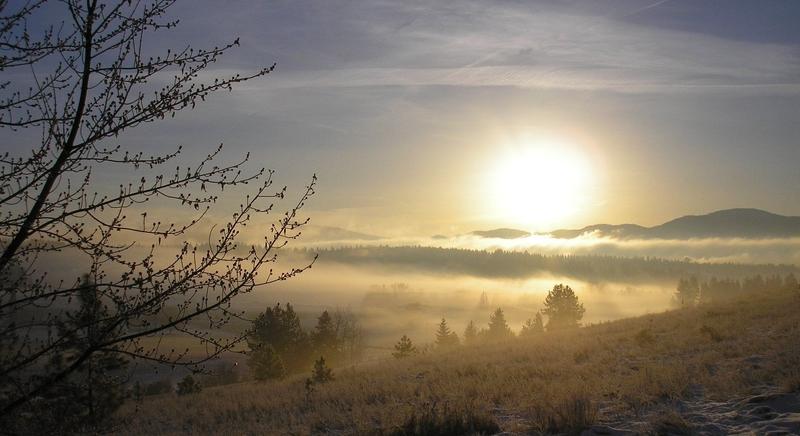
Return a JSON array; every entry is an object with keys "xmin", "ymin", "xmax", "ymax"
[
  {"xmin": 117, "ymin": 287, "xmax": 800, "ymax": 435},
  {"xmin": 550, "ymin": 208, "xmax": 800, "ymax": 239}
]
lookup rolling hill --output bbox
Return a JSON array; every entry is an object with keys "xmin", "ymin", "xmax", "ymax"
[{"xmin": 549, "ymin": 208, "xmax": 800, "ymax": 239}]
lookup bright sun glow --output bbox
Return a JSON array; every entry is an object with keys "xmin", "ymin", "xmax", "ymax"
[{"xmin": 489, "ymin": 137, "xmax": 594, "ymax": 229}]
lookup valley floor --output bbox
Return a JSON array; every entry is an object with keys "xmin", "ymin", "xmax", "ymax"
[{"xmin": 117, "ymin": 288, "xmax": 800, "ymax": 435}]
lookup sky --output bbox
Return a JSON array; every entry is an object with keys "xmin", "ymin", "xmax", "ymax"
[{"xmin": 13, "ymin": 0, "xmax": 800, "ymax": 237}]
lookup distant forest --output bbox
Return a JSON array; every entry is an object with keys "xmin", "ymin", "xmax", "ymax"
[{"xmin": 299, "ymin": 246, "xmax": 799, "ymax": 283}]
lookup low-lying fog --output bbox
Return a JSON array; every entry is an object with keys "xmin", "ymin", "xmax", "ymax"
[
  {"xmin": 236, "ymin": 262, "xmax": 678, "ymax": 349},
  {"xmin": 30, "ymin": 229, "xmax": 800, "ymax": 351}
]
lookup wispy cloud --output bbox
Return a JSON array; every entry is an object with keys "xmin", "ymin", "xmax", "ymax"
[{"xmin": 220, "ymin": 0, "xmax": 800, "ymax": 94}]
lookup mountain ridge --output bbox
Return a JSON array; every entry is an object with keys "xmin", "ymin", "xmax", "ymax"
[{"xmin": 549, "ymin": 208, "xmax": 800, "ymax": 239}]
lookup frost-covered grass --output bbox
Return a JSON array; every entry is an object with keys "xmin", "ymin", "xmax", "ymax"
[{"xmin": 117, "ymin": 288, "xmax": 800, "ymax": 435}]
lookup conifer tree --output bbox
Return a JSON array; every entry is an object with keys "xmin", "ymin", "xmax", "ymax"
[
  {"xmin": 313, "ymin": 310, "xmax": 340, "ymax": 362},
  {"xmin": 487, "ymin": 308, "xmax": 514, "ymax": 340},
  {"xmin": 435, "ymin": 318, "xmax": 460, "ymax": 348},
  {"xmin": 392, "ymin": 335, "xmax": 417, "ymax": 359},
  {"xmin": 39, "ymin": 274, "xmax": 129, "ymax": 432},
  {"xmin": 248, "ymin": 303, "xmax": 312, "ymax": 374},
  {"xmin": 675, "ymin": 277, "xmax": 700, "ymax": 307},
  {"xmin": 520, "ymin": 313, "xmax": 545, "ymax": 337},
  {"xmin": 478, "ymin": 291, "xmax": 490, "ymax": 309},
  {"xmin": 311, "ymin": 356, "xmax": 334, "ymax": 383},
  {"xmin": 463, "ymin": 321, "xmax": 478, "ymax": 345},
  {"xmin": 248, "ymin": 344, "xmax": 287, "ymax": 380},
  {"xmin": 542, "ymin": 284, "xmax": 585, "ymax": 331}
]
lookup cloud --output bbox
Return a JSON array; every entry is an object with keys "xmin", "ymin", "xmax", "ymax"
[{"xmin": 216, "ymin": 0, "xmax": 800, "ymax": 95}]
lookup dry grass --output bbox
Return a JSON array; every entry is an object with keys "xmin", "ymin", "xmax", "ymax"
[{"xmin": 116, "ymin": 289, "xmax": 800, "ymax": 435}]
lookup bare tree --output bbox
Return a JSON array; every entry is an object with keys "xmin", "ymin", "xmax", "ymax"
[{"xmin": 0, "ymin": 0, "xmax": 315, "ymax": 425}]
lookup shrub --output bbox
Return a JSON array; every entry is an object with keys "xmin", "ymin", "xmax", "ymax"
[
  {"xmin": 529, "ymin": 395, "xmax": 597, "ymax": 435},
  {"xmin": 391, "ymin": 402, "xmax": 500, "ymax": 436},
  {"xmin": 635, "ymin": 329, "xmax": 656, "ymax": 347},
  {"xmin": 393, "ymin": 335, "xmax": 417, "ymax": 359},
  {"xmin": 520, "ymin": 313, "xmax": 545, "ymax": 337},
  {"xmin": 176, "ymin": 375, "xmax": 202, "ymax": 396},
  {"xmin": 700, "ymin": 324, "xmax": 724, "ymax": 342},
  {"xmin": 201, "ymin": 362, "xmax": 239, "ymax": 387},
  {"xmin": 143, "ymin": 379, "xmax": 173, "ymax": 396},
  {"xmin": 311, "ymin": 356, "xmax": 334, "ymax": 383}
]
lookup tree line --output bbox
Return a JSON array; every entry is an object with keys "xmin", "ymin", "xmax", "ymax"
[
  {"xmin": 392, "ymin": 284, "xmax": 585, "ymax": 358},
  {"xmin": 303, "ymin": 246, "xmax": 798, "ymax": 283},
  {"xmin": 675, "ymin": 273, "xmax": 799, "ymax": 307}
]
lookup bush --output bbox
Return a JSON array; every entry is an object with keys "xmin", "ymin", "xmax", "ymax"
[
  {"xmin": 176, "ymin": 375, "xmax": 202, "ymax": 396},
  {"xmin": 635, "ymin": 329, "xmax": 656, "ymax": 347},
  {"xmin": 529, "ymin": 395, "xmax": 597, "ymax": 435},
  {"xmin": 311, "ymin": 356, "xmax": 334, "ymax": 384},
  {"xmin": 700, "ymin": 324, "xmax": 724, "ymax": 342},
  {"xmin": 143, "ymin": 379, "xmax": 173, "ymax": 396},
  {"xmin": 391, "ymin": 402, "xmax": 500, "ymax": 436},
  {"xmin": 201, "ymin": 362, "xmax": 239, "ymax": 387},
  {"xmin": 393, "ymin": 335, "xmax": 417, "ymax": 359}
]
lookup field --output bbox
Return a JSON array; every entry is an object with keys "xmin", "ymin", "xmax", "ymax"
[{"xmin": 116, "ymin": 287, "xmax": 800, "ymax": 435}]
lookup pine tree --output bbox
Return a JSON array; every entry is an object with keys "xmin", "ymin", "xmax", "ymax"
[
  {"xmin": 313, "ymin": 310, "xmax": 340, "ymax": 363},
  {"xmin": 435, "ymin": 318, "xmax": 460, "ymax": 349},
  {"xmin": 542, "ymin": 284, "xmax": 585, "ymax": 331},
  {"xmin": 42, "ymin": 274, "xmax": 128, "ymax": 432},
  {"xmin": 248, "ymin": 303, "xmax": 312, "ymax": 374},
  {"xmin": 463, "ymin": 321, "xmax": 478, "ymax": 345},
  {"xmin": 784, "ymin": 273, "xmax": 799, "ymax": 292},
  {"xmin": 478, "ymin": 291, "xmax": 490, "ymax": 309},
  {"xmin": 248, "ymin": 343, "xmax": 287, "ymax": 380},
  {"xmin": 311, "ymin": 356, "xmax": 334, "ymax": 383},
  {"xmin": 393, "ymin": 335, "xmax": 417, "ymax": 359},
  {"xmin": 675, "ymin": 277, "xmax": 699, "ymax": 307},
  {"xmin": 487, "ymin": 308, "xmax": 514, "ymax": 340},
  {"xmin": 520, "ymin": 313, "xmax": 545, "ymax": 337}
]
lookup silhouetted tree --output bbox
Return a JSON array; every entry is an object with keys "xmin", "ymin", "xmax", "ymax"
[
  {"xmin": 331, "ymin": 309, "xmax": 365, "ymax": 364},
  {"xmin": 0, "ymin": 0, "xmax": 315, "ymax": 423},
  {"xmin": 248, "ymin": 303, "xmax": 312, "ymax": 374},
  {"xmin": 32, "ymin": 274, "xmax": 128, "ymax": 433},
  {"xmin": 311, "ymin": 356, "xmax": 334, "ymax": 384},
  {"xmin": 313, "ymin": 310, "xmax": 340, "ymax": 362},
  {"xmin": 248, "ymin": 344, "xmax": 286, "ymax": 381},
  {"xmin": 785, "ymin": 273, "xmax": 799, "ymax": 292},
  {"xmin": 393, "ymin": 335, "xmax": 417, "ymax": 359},
  {"xmin": 542, "ymin": 284, "xmax": 585, "ymax": 331},
  {"xmin": 520, "ymin": 313, "xmax": 545, "ymax": 337},
  {"xmin": 487, "ymin": 308, "xmax": 514, "ymax": 340},
  {"xmin": 435, "ymin": 318, "xmax": 460, "ymax": 349},
  {"xmin": 176, "ymin": 375, "xmax": 202, "ymax": 396},
  {"xmin": 478, "ymin": 291, "xmax": 490, "ymax": 309},
  {"xmin": 675, "ymin": 277, "xmax": 700, "ymax": 307},
  {"xmin": 463, "ymin": 321, "xmax": 478, "ymax": 345}
]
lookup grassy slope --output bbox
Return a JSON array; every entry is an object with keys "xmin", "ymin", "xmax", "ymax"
[{"xmin": 117, "ymin": 289, "xmax": 800, "ymax": 435}]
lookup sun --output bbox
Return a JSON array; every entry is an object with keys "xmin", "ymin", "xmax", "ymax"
[{"xmin": 488, "ymin": 137, "xmax": 594, "ymax": 229}]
